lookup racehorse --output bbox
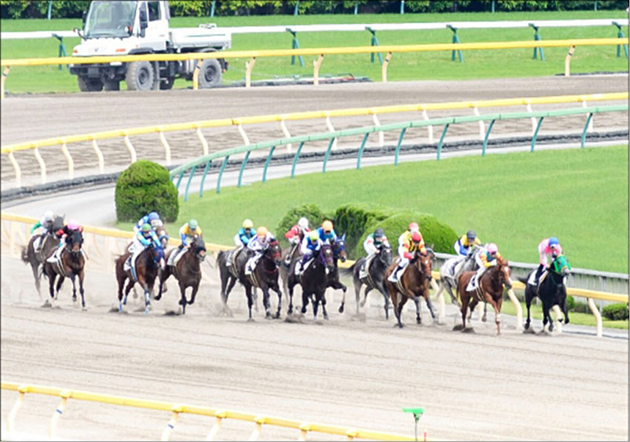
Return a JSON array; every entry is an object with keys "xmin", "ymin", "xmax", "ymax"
[
  {"xmin": 456, "ymin": 256, "xmax": 512, "ymax": 335},
  {"xmin": 519, "ymin": 254, "xmax": 571, "ymax": 333},
  {"xmin": 156, "ymin": 236, "xmax": 206, "ymax": 315},
  {"xmin": 327, "ymin": 235, "xmax": 348, "ymax": 304},
  {"xmin": 115, "ymin": 242, "xmax": 164, "ymax": 314},
  {"xmin": 280, "ymin": 241, "xmax": 302, "ymax": 303},
  {"xmin": 339, "ymin": 243, "xmax": 393, "ymax": 319},
  {"xmin": 435, "ymin": 244, "xmax": 483, "ymax": 308},
  {"xmin": 218, "ymin": 240, "xmax": 283, "ymax": 320},
  {"xmin": 287, "ymin": 243, "xmax": 335, "ymax": 320},
  {"xmin": 21, "ymin": 215, "xmax": 63, "ymax": 296},
  {"xmin": 385, "ymin": 250, "xmax": 436, "ymax": 328},
  {"xmin": 42, "ymin": 229, "xmax": 87, "ymax": 309}
]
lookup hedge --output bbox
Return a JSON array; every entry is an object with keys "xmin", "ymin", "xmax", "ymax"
[
  {"xmin": 275, "ymin": 203, "xmax": 324, "ymax": 248},
  {"xmin": 115, "ymin": 160, "xmax": 179, "ymax": 223},
  {"xmin": 602, "ymin": 303, "xmax": 629, "ymax": 321}
]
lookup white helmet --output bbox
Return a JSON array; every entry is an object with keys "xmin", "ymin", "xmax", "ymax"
[
  {"xmin": 298, "ymin": 217, "xmax": 309, "ymax": 230},
  {"xmin": 44, "ymin": 210, "xmax": 54, "ymax": 222},
  {"xmin": 150, "ymin": 219, "xmax": 162, "ymax": 228}
]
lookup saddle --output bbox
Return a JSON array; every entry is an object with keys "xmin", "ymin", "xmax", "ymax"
[
  {"xmin": 284, "ymin": 243, "xmax": 298, "ymax": 267},
  {"xmin": 295, "ymin": 256, "xmax": 317, "ymax": 276}
]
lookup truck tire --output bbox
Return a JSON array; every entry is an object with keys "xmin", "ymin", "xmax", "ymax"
[
  {"xmin": 160, "ymin": 77, "xmax": 175, "ymax": 90},
  {"xmin": 77, "ymin": 76, "xmax": 103, "ymax": 92},
  {"xmin": 198, "ymin": 59, "xmax": 222, "ymax": 89},
  {"xmin": 126, "ymin": 61, "xmax": 154, "ymax": 91},
  {"xmin": 104, "ymin": 80, "xmax": 120, "ymax": 91}
]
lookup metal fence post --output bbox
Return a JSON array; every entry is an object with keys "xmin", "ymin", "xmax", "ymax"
[
  {"xmin": 287, "ymin": 28, "xmax": 304, "ymax": 67},
  {"xmin": 447, "ymin": 25, "xmax": 463, "ymax": 62},
  {"xmin": 366, "ymin": 27, "xmax": 383, "ymax": 64},
  {"xmin": 529, "ymin": 24, "xmax": 545, "ymax": 61},
  {"xmin": 613, "ymin": 22, "xmax": 629, "ymax": 59}
]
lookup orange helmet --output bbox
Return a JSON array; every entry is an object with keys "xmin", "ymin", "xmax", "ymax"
[
  {"xmin": 408, "ymin": 222, "xmax": 419, "ymax": 232},
  {"xmin": 322, "ymin": 220, "xmax": 333, "ymax": 232},
  {"xmin": 256, "ymin": 226, "xmax": 268, "ymax": 238},
  {"xmin": 411, "ymin": 231, "xmax": 422, "ymax": 243}
]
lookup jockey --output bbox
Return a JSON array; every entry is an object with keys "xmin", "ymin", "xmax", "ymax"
[
  {"xmin": 245, "ymin": 226, "xmax": 275, "ymax": 275},
  {"xmin": 454, "ymin": 230, "xmax": 481, "ymax": 257},
  {"xmin": 361, "ymin": 228, "xmax": 389, "ymax": 276},
  {"xmin": 168, "ymin": 219, "xmax": 202, "ymax": 266},
  {"xmin": 133, "ymin": 212, "xmax": 162, "ymax": 233},
  {"xmin": 534, "ymin": 237, "xmax": 563, "ymax": 285},
  {"xmin": 397, "ymin": 222, "xmax": 426, "ymax": 255},
  {"xmin": 284, "ymin": 217, "xmax": 310, "ymax": 264},
  {"xmin": 297, "ymin": 230, "xmax": 323, "ymax": 274},
  {"xmin": 317, "ymin": 220, "xmax": 337, "ymax": 245},
  {"xmin": 47, "ymin": 220, "xmax": 83, "ymax": 263},
  {"xmin": 472, "ymin": 243, "xmax": 501, "ymax": 285},
  {"xmin": 388, "ymin": 230, "xmax": 424, "ymax": 283},
  {"xmin": 31, "ymin": 210, "xmax": 57, "ymax": 254},
  {"xmin": 127, "ymin": 223, "xmax": 162, "ymax": 274},
  {"xmin": 234, "ymin": 219, "xmax": 255, "ymax": 248}
]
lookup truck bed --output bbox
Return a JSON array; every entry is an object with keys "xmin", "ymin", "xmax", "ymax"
[{"xmin": 170, "ymin": 26, "xmax": 231, "ymax": 51}]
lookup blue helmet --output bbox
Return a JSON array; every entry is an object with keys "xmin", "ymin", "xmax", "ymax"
[
  {"xmin": 148, "ymin": 212, "xmax": 160, "ymax": 221},
  {"xmin": 548, "ymin": 237, "xmax": 559, "ymax": 247}
]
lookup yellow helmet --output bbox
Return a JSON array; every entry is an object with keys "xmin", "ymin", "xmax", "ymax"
[
  {"xmin": 256, "ymin": 226, "xmax": 268, "ymax": 238},
  {"xmin": 243, "ymin": 219, "xmax": 254, "ymax": 229},
  {"xmin": 309, "ymin": 231, "xmax": 320, "ymax": 242},
  {"xmin": 322, "ymin": 220, "xmax": 333, "ymax": 232}
]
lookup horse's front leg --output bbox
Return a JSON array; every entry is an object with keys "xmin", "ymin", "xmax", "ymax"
[
  {"xmin": 55, "ymin": 275, "xmax": 65, "ymax": 301},
  {"xmin": 262, "ymin": 287, "xmax": 272, "ymax": 319},
  {"xmin": 139, "ymin": 278, "xmax": 151, "ymax": 315},
  {"xmin": 413, "ymin": 296, "xmax": 422, "ymax": 325},
  {"xmin": 189, "ymin": 281, "xmax": 200, "ymax": 306},
  {"xmin": 424, "ymin": 293, "xmax": 437, "ymax": 321},
  {"xmin": 272, "ymin": 285, "xmax": 282, "ymax": 319},
  {"xmin": 48, "ymin": 272, "xmax": 56, "ymax": 303},
  {"xmin": 485, "ymin": 294, "xmax": 502, "ymax": 336},
  {"xmin": 245, "ymin": 286, "xmax": 255, "ymax": 321},
  {"xmin": 179, "ymin": 282, "xmax": 188, "ymax": 315},
  {"xmin": 123, "ymin": 278, "xmax": 134, "ymax": 306},
  {"xmin": 70, "ymin": 274, "xmax": 77, "ymax": 303},
  {"xmin": 301, "ymin": 290, "xmax": 310, "ymax": 315},
  {"xmin": 321, "ymin": 291, "xmax": 329, "ymax": 320},
  {"xmin": 377, "ymin": 283, "xmax": 390, "ymax": 320},
  {"xmin": 77, "ymin": 269, "xmax": 86, "ymax": 310}
]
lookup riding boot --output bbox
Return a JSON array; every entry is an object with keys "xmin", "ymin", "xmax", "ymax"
[
  {"xmin": 388, "ymin": 264, "xmax": 403, "ymax": 283},
  {"xmin": 534, "ymin": 263, "xmax": 544, "ymax": 286}
]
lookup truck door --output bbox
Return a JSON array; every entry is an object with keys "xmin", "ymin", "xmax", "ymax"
[{"xmin": 139, "ymin": 1, "xmax": 167, "ymax": 52}]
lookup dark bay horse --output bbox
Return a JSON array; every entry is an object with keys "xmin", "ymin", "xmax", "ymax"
[
  {"xmin": 21, "ymin": 216, "xmax": 64, "ymax": 297},
  {"xmin": 327, "ymin": 235, "xmax": 348, "ymax": 304},
  {"xmin": 43, "ymin": 230, "xmax": 87, "ymax": 309},
  {"xmin": 287, "ymin": 244, "xmax": 335, "ymax": 320},
  {"xmin": 218, "ymin": 241, "xmax": 283, "ymax": 320},
  {"xmin": 115, "ymin": 243, "xmax": 164, "ymax": 314},
  {"xmin": 456, "ymin": 256, "xmax": 512, "ymax": 335},
  {"xmin": 280, "ymin": 242, "xmax": 302, "ymax": 301},
  {"xmin": 156, "ymin": 236, "xmax": 206, "ymax": 314},
  {"xmin": 519, "ymin": 254, "xmax": 571, "ymax": 333},
  {"xmin": 339, "ymin": 244, "xmax": 393, "ymax": 319},
  {"xmin": 385, "ymin": 250, "xmax": 436, "ymax": 328}
]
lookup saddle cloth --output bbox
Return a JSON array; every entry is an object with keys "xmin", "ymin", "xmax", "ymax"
[
  {"xmin": 168, "ymin": 248, "xmax": 186, "ymax": 267},
  {"xmin": 245, "ymin": 254, "xmax": 261, "ymax": 275},
  {"xmin": 466, "ymin": 273, "xmax": 480, "ymax": 292},
  {"xmin": 295, "ymin": 257, "xmax": 329, "ymax": 276},
  {"xmin": 359, "ymin": 255, "xmax": 375, "ymax": 280},
  {"xmin": 443, "ymin": 256, "xmax": 465, "ymax": 280},
  {"xmin": 527, "ymin": 269, "xmax": 548, "ymax": 287}
]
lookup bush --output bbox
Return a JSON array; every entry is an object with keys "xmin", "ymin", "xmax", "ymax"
[
  {"xmin": 602, "ymin": 303, "xmax": 629, "ymax": 321},
  {"xmin": 332, "ymin": 203, "xmax": 396, "ymax": 257},
  {"xmin": 276, "ymin": 204, "xmax": 324, "ymax": 248},
  {"xmin": 566, "ymin": 296, "xmax": 592, "ymax": 314},
  {"xmin": 115, "ymin": 160, "xmax": 179, "ymax": 223}
]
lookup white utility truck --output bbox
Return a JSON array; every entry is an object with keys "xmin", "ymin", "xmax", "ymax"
[{"xmin": 69, "ymin": 0, "xmax": 231, "ymax": 92}]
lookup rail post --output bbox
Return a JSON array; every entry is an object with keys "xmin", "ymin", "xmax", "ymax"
[
  {"xmin": 366, "ymin": 27, "xmax": 383, "ymax": 64},
  {"xmin": 393, "ymin": 127, "xmax": 407, "ymax": 166},
  {"xmin": 564, "ymin": 45, "xmax": 576, "ymax": 77},
  {"xmin": 381, "ymin": 51, "xmax": 392, "ymax": 83},
  {"xmin": 1, "ymin": 66, "xmax": 10, "ymax": 100},
  {"xmin": 206, "ymin": 412, "xmax": 226, "ymax": 440},
  {"xmin": 91, "ymin": 137, "xmax": 105, "ymax": 173},
  {"xmin": 402, "ymin": 407, "xmax": 424, "ymax": 441},
  {"xmin": 193, "ymin": 59, "xmax": 201, "ymax": 90},
  {"xmin": 123, "ymin": 133, "xmax": 137, "ymax": 164},
  {"xmin": 436, "ymin": 124, "xmax": 449, "ymax": 160},
  {"xmin": 421, "ymin": 108, "xmax": 434, "ymax": 144},
  {"xmin": 290, "ymin": 141, "xmax": 305, "ymax": 178},
  {"xmin": 33, "ymin": 147, "xmax": 47, "ymax": 184},
  {"xmin": 313, "ymin": 54, "xmax": 324, "ymax": 86},
  {"xmin": 506, "ymin": 289, "xmax": 523, "ymax": 331},
  {"xmin": 49, "ymin": 390, "xmax": 71, "ymax": 438},
  {"xmin": 356, "ymin": 132, "xmax": 370, "ymax": 170},
  {"xmin": 529, "ymin": 24, "xmax": 545, "ymax": 61},
  {"xmin": 482, "ymin": 119, "xmax": 495, "ymax": 156},
  {"xmin": 372, "ymin": 113, "xmax": 384, "ymax": 147},
  {"xmin": 447, "ymin": 25, "xmax": 463, "ymax": 62},
  {"xmin": 473, "ymin": 105, "xmax": 485, "ymax": 140},
  {"xmin": 158, "ymin": 128, "xmax": 172, "ymax": 165},
  {"xmin": 199, "ymin": 160, "xmax": 212, "ymax": 197},
  {"xmin": 249, "ymin": 416, "xmax": 266, "ymax": 441},
  {"xmin": 161, "ymin": 405, "xmax": 182, "ymax": 441},
  {"xmin": 287, "ymin": 28, "xmax": 304, "ymax": 67},
  {"xmin": 280, "ymin": 117, "xmax": 292, "ymax": 152},
  {"xmin": 587, "ymin": 297, "xmax": 603, "ymax": 337},
  {"xmin": 581, "ymin": 113, "xmax": 594, "ymax": 147},
  {"xmin": 531, "ymin": 117, "xmax": 544, "ymax": 152},
  {"xmin": 60, "ymin": 139, "xmax": 75, "ymax": 179},
  {"xmin": 7, "ymin": 385, "xmax": 28, "ymax": 432},
  {"xmin": 613, "ymin": 22, "xmax": 628, "ymax": 59},
  {"xmin": 196, "ymin": 125, "xmax": 209, "ymax": 156},
  {"xmin": 298, "ymin": 423, "xmax": 311, "ymax": 441},
  {"xmin": 246, "ymin": 57, "xmax": 256, "ymax": 88},
  {"xmin": 325, "ymin": 114, "xmax": 336, "ymax": 150}
]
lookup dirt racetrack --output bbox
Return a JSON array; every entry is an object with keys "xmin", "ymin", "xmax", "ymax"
[{"xmin": 1, "ymin": 76, "xmax": 629, "ymax": 441}]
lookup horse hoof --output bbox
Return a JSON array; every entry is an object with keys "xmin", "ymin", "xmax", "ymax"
[
  {"xmin": 82, "ymin": 307, "xmax": 87, "ymax": 312},
  {"xmin": 247, "ymin": 318, "xmax": 255, "ymax": 323},
  {"xmin": 452, "ymin": 324, "xmax": 464, "ymax": 331},
  {"xmin": 324, "ymin": 314, "xmax": 329, "ymax": 321},
  {"xmin": 338, "ymin": 305, "xmax": 344, "ymax": 314},
  {"xmin": 274, "ymin": 312, "xmax": 281, "ymax": 319},
  {"xmin": 523, "ymin": 327, "xmax": 536, "ymax": 334},
  {"xmin": 481, "ymin": 317, "xmax": 488, "ymax": 323},
  {"xmin": 300, "ymin": 307, "xmax": 307, "ymax": 314},
  {"xmin": 265, "ymin": 312, "xmax": 272, "ymax": 320},
  {"xmin": 462, "ymin": 327, "xmax": 475, "ymax": 334}
]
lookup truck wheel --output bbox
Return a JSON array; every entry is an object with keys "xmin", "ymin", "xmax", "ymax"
[
  {"xmin": 198, "ymin": 59, "xmax": 222, "ymax": 89},
  {"xmin": 126, "ymin": 61, "xmax": 154, "ymax": 91},
  {"xmin": 104, "ymin": 80, "xmax": 120, "ymax": 91},
  {"xmin": 77, "ymin": 76, "xmax": 103, "ymax": 92},
  {"xmin": 160, "ymin": 77, "xmax": 175, "ymax": 90}
]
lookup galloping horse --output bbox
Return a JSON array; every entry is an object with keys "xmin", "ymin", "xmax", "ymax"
[
  {"xmin": 156, "ymin": 236, "xmax": 206, "ymax": 314},
  {"xmin": 326, "ymin": 235, "xmax": 348, "ymax": 303},
  {"xmin": 519, "ymin": 254, "xmax": 571, "ymax": 333},
  {"xmin": 218, "ymin": 240, "xmax": 283, "ymax": 320},
  {"xmin": 115, "ymin": 243, "xmax": 164, "ymax": 314},
  {"xmin": 385, "ymin": 250, "xmax": 436, "ymax": 328},
  {"xmin": 43, "ymin": 229, "xmax": 87, "ymax": 309},
  {"xmin": 287, "ymin": 244, "xmax": 335, "ymax": 320},
  {"xmin": 339, "ymin": 244, "xmax": 393, "ymax": 318},
  {"xmin": 456, "ymin": 256, "xmax": 512, "ymax": 335},
  {"xmin": 21, "ymin": 215, "xmax": 64, "ymax": 296}
]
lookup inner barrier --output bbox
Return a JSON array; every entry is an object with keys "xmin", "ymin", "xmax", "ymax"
[{"xmin": 0, "ymin": 381, "xmax": 418, "ymax": 441}]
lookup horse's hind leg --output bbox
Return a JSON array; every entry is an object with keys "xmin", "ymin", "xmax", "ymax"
[
  {"xmin": 524, "ymin": 288, "xmax": 533, "ymax": 331},
  {"xmin": 413, "ymin": 296, "xmax": 422, "ymax": 325},
  {"xmin": 55, "ymin": 275, "xmax": 65, "ymax": 301},
  {"xmin": 69, "ymin": 274, "xmax": 77, "ymax": 303},
  {"xmin": 78, "ymin": 270, "xmax": 86, "ymax": 310},
  {"xmin": 424, "ymin": 294, "xmax": 438, "ymax": 322},
  {"xmin": 273, "ymin": 286, "xmax": 282, "ymax": 319},
  {"xmin": 321, "ymin": 292, "xmax": 329, "ymax": 320},
  {"xmin": 47, "ymin": 273, "xmax": 56, "ymax": 303}
]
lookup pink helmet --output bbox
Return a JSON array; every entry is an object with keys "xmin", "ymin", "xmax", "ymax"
[
  {"xmin": 67, "ymin": 220, "xmax": 80, "ymax": 230},
  {"xmin": 486, "ymin": 243, "xmax": 498, "ymax": 254},
  {"xmin": 408, "ymin": 222, "xmax": 419, "ymax": 232},
  {"xmin": 411, "ymin": 231, "xmax": 422, "ymax": 243}
]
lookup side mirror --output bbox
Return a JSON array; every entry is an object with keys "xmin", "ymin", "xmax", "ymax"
[
  {"xmin": 73, "ymin": 27, "xmax": 84, "ymax": 39},
  {"xmin": 139, "ymin": 9, "xmax": 148, "ymax": 29},
  {"xmin": 82, "ymin": 11, "xmax": 87, "ymax": 27}
]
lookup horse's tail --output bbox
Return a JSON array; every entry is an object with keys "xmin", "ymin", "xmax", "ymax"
[
  {"xmin": 517, "ymin": 277, "xmax": 528, "ymax": 286},
  {"xmin": 21, "ymin": 246, "xmax": 29, "ymax": 264},
  {"xmin": 339, "ymin": 262, "xmax": 355, "ymax": 277}
]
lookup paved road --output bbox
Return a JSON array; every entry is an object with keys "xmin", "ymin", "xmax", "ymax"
[{"xmin": 1, "ymin": 77, "xmax": 628, "ymax": 441}]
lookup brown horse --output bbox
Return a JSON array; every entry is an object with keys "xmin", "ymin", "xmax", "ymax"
[
  {"xmin": 115, "ymin": 242, "xmax": 164, "ymax": 314},
  {"xmin": 21, "ymin": 215, "xmax": 64, "ymax": 297},
  {"xmin": 456, "ymin": 256, "xmax": 512, "ymax": 335},
  {"xmin": 43, "ymin": 229, "xmax": 87, "ymax": 309},
  {"xmin": 156, "ymin": 236, "xmax": 206, "ymax": 314},
  {"xmin": 384, "ymin": 250, "xmax": 436, "ymax": 328}
]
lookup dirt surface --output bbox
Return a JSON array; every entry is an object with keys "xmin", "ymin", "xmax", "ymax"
[{"xmin": 1, "ymin": 77, "xmax": 629, "ymax": 441}]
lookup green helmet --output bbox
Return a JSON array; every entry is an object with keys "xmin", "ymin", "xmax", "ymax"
[
  {"xmin": 188, "ymin": 219, "xmax": 198, "ymax": 230},
  {"xmin": 141, "ymin": 223, "xmax": 152, "ymax": 232}
]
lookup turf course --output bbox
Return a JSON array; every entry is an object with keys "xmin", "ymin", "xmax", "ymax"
[
  {"xmin": 117, "ymin": 144, "xmax": 628, "ymax": 274},
  {"xmin": 1, "ymin": 10, "xmax": 628, "ymax": 93}
]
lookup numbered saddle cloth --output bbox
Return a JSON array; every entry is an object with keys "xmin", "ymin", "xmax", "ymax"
[{"xmin": 466, "ymin": 273, "xmax": 480, "ymax": 292}]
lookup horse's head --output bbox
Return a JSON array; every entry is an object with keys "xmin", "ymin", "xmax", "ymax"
[
  {"xmin": 193, "ymin": 236, "xmax": 207, "ymax": 262},
  {"xmin": 148, "ymin": 242, "xmax": 164, "ymax": 266},
  {"xmin": 332, "ymin": 234, "xmax": 347, "ymax": 262},
  {"xmin": 319, "ymin": 243, "xmax": 335, "ymax": 271},
  {"xmin": 495, "ymin": 256, "xmax": 513, "ymax": 290},
  {"xmin": 378, "ymin": 244, "xmax": 393, "ymax": 267},
  {"xmin": 416, "ymin": 251, "xmax": 433, "ymax": 284},
  {"xmin": 67, "ymin": 230, "xmax": 83, "ymax": 255},
  {"xmin": 552, "ymin": 254, "xmax": 571, "ymax": 279},
  {"xmin": 266, "ymin": 239, "xmax": 283, "ymax": 266}
]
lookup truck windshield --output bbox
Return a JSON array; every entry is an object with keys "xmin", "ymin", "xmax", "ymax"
[{"xmin": 84, "ymin": 1, "xmax": 137, "ymax": 39}]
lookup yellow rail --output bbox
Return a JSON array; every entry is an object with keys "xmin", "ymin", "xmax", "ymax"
[
  {"xmin": 0, "ymin": 381, "xmax": 418, "ymax": 441},
  {"xmin": 2, "ymin": 92, "xmax": 626, "ymax": 155}
]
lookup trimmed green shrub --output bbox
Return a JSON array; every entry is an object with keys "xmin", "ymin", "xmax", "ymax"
[
  {"xmin": 602, "ymin": 303, "xmax": 629, "ymax": 321},
  {"xmin": 115, "ymin": 160, "xmax": 179, "ymax": 223},
  {"xmin": 332, "ymin": 203, "xmax": 396, "ymax": 255},
  {"xmin": 566, "ymin": 296, "xmax": 591, "ymax": 314},
  {"xmin": 276, "ymin": 204, "xmax": 324, "ymax": 248}
]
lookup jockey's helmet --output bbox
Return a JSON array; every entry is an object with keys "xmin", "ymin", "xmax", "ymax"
[
  {"xmin": 148, "ymin": 212, "xmax": 160, "ymax": 221},
  {"xmin": 322, "ymin": 220, "xmax": 333, "ymax": 232},
  {"xmin": 548, "ymin": 236, "xmax": 559, "ymax": 247},
  {"xmin": 150, "ymin": 219, "xmax": 162, "ymax": 228},
  {"xmin": 309, "ymin": 231, "xmax": 319, "ymax": 242},
  {"xmin": 188, "ymin": 219, "xmax": 198, "ymax": 230},
  {"xmin": 408, "ymin": 222, "xmax": 419, "ymax": 232},
  {"xmin": 374, "ymin": 228, "xmax": 384, "ymax": 239},
  {"xmin": 141, "ymin": 223, "xmax": 152, "ymax": 232},
  {"xmin": 243, "ymin": 219, "xmax": 254, "ymax": 229},
  {"xmin": 44, "ymin": 210, "xmax": 54, "ymax": 222},
  {"xmin": 67, "ymin": 220, "xmax": 80, "ymax": 231},
  {"xmin": 466, "ymin": 230, "xmax": 476, "ymax": 240},
  {"xmin": 411, "ymin": 231, "xmax": 422, "ymax": 243},
  {"xmin": 298, "ymin": 217, "xmax": 309, "ymax": 230},
  {"xmin": 257, "ymin": 226, "xmax": 268, "ymax": 238},
  {"xmin": 486, "ymin": 243, "xmax": 498, "ymax": 255}
]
